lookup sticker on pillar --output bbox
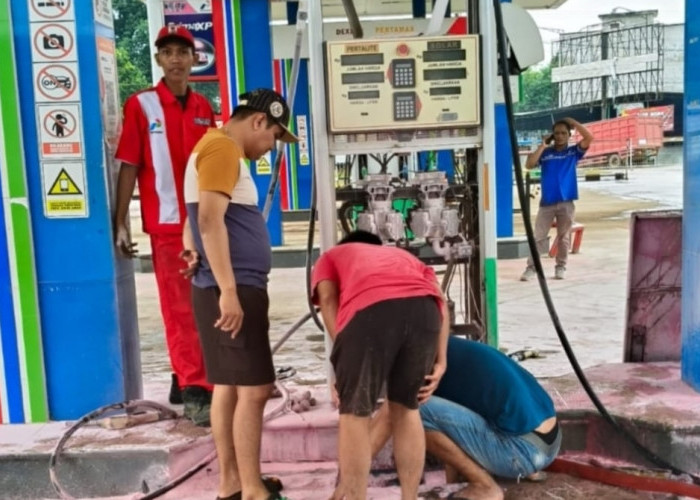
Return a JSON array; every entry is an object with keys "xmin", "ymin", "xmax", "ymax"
[
  {"xmin": 164, "ymin": 0, "xmax": 212, "ymax": 14},
  {"xmin": 29, "ymin": 0, "xmax": 74, "ymax": 22},
  {"xmin": 297, "ymin": 116, "xmax": 309, "ymax": 166},
  {"xmin": 33, "ymin": 62, "xmax": 80, "ymax": 102},
  {"xmin": 96, "ymin": 37, "xmax": 121, "ymax": 149},
  {"xmin": 256, "ymin": 154, "xmax": 272, "ymax": 175},
  {"xmin": 41, "ymin": 162, "xmax": 88, "ymax": 217},
  {"xmin": 37, "ymin": 103, "xmax": 83, "ymax": 159},
  {"xmin": 31, "ymin": 22, "xmax": 77, "ymax": 62},
  {"xmin": 94, "ymin": 0, "xmax": 114, "ymax": 28}
]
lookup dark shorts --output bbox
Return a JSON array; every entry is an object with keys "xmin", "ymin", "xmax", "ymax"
[
  {"xmin": 191, "ymin": 284, "xmax": 275, "ymax": 386},
  {"xmin": 331, "ymin": 296, "xmax": 441, "ymax": 416}
]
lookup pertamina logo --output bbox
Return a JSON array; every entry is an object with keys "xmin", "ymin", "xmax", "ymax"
[{"xmin": 149, "ymin": 118, "xmax": 163, "ymax": 133}]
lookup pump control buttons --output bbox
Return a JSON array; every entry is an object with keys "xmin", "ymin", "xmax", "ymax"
[
  {"xmin": 393, "ymin": 92, "xmax": 419, "ymax": 121},
  {"xmin": 396, "ymin": 43, "xmax": 410, "ymax": 56},
  {"xmin": 391, "ymin": 59, "xmax": 415, "ymax": 88}
]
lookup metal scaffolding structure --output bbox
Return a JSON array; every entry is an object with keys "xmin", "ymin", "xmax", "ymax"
[{"xmin": 552, "ymin": 23, "xmax": 664, "ymax": 111}]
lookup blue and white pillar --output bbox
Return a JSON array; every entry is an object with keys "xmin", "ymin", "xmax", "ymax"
[{"xmin": 682, "ymin": 0, "xmax": 700, "ymax": 391}]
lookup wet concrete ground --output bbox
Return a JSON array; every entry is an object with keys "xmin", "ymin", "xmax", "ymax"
[{"xmin": 77, "ymin": 164, "xmax": 689, "ymax": 499}]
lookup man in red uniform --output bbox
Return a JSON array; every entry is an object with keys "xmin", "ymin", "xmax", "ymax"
[
  {"xmin": 312, "ymin": 231, "xmax": 449, "ymax": 500},
  {"xmin": 113, "ymin": 23, "xmax": 215, "ymax": 426}
]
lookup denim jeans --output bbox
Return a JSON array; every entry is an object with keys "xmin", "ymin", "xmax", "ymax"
[{"xmin": 419, "ymin": 396, "xmax": 561, "ymax": 479}]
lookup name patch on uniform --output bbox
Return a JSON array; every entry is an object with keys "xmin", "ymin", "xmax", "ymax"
[{"xmin": 194, "ymin": 117, "xmax": 212, "ymax": 126}]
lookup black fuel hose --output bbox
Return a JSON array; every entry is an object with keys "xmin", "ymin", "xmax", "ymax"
[{"xmin": 492, "ymin": 0, "xmax": 700, "ymax": 484}]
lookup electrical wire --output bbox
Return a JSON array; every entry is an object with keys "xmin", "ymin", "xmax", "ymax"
[{"xmin": 492, "ymin": 0, "xmax": 700, "ymax": 485}]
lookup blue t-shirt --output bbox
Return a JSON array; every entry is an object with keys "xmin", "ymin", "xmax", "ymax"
[
  {"xmin": 433, "ymin": 337, "xmax": 556, "ymax": 435},
  {"xmin": 539, "ymin": 144, "xmax": 586, "ymax": 206}
]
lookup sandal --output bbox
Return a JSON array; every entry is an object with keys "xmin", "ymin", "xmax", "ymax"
[{"xmin": 215, "ymin": 476, "xmax": 284, "ymax": 500}]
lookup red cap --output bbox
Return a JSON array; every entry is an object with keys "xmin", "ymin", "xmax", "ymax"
[{"xmin": 155, "ymin": 23, "xmax": 195, "ymax": 50}]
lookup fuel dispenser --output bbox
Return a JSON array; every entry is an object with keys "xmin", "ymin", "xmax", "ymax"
[{"xmin": 307, "ymin": 6, "xmax": 497, "ymax": 345}]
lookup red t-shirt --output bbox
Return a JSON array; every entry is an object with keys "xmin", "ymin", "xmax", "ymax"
[
  {"xmin": 115, "ymin": 79, "xmax": 215, "ymax": 234},
  {"xmin": 311, "ymin": 243, "xmax": 443, "ymax": 334}
]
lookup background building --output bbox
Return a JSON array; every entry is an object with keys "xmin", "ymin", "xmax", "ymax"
[{"xmin": 517, "ymin": 8, "xmax": 684, "ymax": 136}]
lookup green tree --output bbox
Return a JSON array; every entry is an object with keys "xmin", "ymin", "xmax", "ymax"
[
  {"xmin": 516, "ymin": 63, "xmax": 556, "ymax": 113},
  {"xmin": 112, "ymin": 0, "xmax": 151, "ymax": 104},
  {"xmin": 116, "ymin": 47, "xmax": 149, "ymax": 104}
]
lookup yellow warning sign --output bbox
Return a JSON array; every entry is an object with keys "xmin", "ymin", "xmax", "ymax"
[
  {"xmin": 256, "ymin": 155, "xmax": 271, "ymax": 175},
  {"xmin": 300, "ymin": 153, "xmax": 309, "ymax": 166},
  {"xmin": 41, "ymin": 161, "xmax": 88, "ymax": 218},
  {"xmin": 48, "ymin": 168, "xmax": 82, "ymax": 195}
]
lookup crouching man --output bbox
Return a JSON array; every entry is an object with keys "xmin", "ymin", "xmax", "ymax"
[{"xmin": 372, "ymin": 336, "xmax": 561, "ymax": 500}]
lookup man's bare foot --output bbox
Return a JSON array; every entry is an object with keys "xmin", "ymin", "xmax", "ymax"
[
  {"xmin": 450, "ymin": 482, "xmax": 504, "ymax": 500},
  {"xmin": 525, "ymin": 471, "xmax": 548, "ymax": 482}
]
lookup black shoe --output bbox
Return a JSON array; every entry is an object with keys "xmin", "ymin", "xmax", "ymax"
[
  {"xmin": 182, "ymin": 386, "xmax": 212, "ymax": 427},
  {"xmin": 169, "ymin": 373, "xmax": 183, "ymax": 405}
]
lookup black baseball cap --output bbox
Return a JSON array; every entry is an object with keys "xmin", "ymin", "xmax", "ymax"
[{"xmin": 235, "ymin": 89, "xmax": 299, "ymax": 143}]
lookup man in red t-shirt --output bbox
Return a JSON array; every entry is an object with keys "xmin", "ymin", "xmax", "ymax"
[
  {"xmin": 113, "ymin": 23, "xmax": 215, "ymax": 426},
  {"xmin": 311, "ymin": 231, "xmax": 449, "ymax": 500}
]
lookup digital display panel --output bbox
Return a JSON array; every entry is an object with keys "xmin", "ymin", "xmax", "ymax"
[
  {"xmin": 341, "ymin": 72, "xmax": 385, "ymax": 84},
  {"xmin": 423, "ymin": 68, "xmax": 467, "ymax": 81},
  {"xmin": 348, "ymin": 90, "xmax": 381, "ymax": 100},
  {"xmin": 430, "ymin": 87, "xmax": 462, "ymax": 96},
  {"xmin": 423, "ymin": 49, "xmax": 466, "ymax": 62},
  {"xmin": 340, "ymin": 53, "xmax": 385, "ymax": 66}
]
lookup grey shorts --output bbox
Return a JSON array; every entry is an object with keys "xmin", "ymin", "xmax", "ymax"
[
  {"xmin": 191, "ymin": 284, "xmax": 275, "ymax": 386},
  {"xmin": 331, "ymin": 296, "xmax": 441, "ymax": 416}
]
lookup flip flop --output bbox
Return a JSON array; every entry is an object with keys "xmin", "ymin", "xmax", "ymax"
[
  {"xmin": 215, "ymin": 476, "xmax": 284, "ymax": 500},
  {"xmin": 446, "ymin": 493, "xmax": 475, "ymax": 500}
]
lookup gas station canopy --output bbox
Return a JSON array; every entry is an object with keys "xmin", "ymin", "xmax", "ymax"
[{"xmin": 270, "ymin": 0, "xmax": 569, "ymax": 19}]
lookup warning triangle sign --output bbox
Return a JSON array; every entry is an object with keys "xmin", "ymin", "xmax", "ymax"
[
  {"xmin": 257, "ymin": 157, "xmax": 271, "ymax": 169},
  {"xmin": 48, "ymin": 168, "xmax": 82, "ymax": 195}
]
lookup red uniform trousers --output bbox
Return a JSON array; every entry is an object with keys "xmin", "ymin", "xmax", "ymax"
[{"xmin": 150, "ymin": 233, "xmax": 212, "ymax": 391}]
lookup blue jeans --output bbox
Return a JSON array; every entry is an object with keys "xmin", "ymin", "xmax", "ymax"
[{"xmin": 419, "ymin": 396, "xmax": 561, "ymax": 479}]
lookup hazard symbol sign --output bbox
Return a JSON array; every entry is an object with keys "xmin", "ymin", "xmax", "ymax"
[
  {"xmin": 48, "ymin": 169, "xmax": 82, "ymax": 195},
  {"xmin": 41, "ymin": 162, "xmax": 88, "ymax": 217},
  {"xmin": 37, "ymin": 103, "xmax": 83, "ymax": 159},
  {"xmin": 256, "ymin": 154, "xmax": 272, "ymax": 175}
]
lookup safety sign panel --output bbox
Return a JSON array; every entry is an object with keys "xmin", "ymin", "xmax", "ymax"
[
  {"xmin": 33, "ymin": 62, "xmax": 80, "ymax": 102},
  {"xmin": 256, "ymin": 154, "xmax": 272, "ymax": 175},
  {"xmin": 29, "ymin": 0, "xmax": 74, "ymax": 22},
  {"xmin": 296, "ymin": 115, "xmax": 309, "ymax": 166},
  {"xmin": 41, "ymin": 162, "xmax": 88, "ymax": 217},
  {"xmin": 31, "ymin": 22, "xmax": 76, "ymax": 62},
  {"xmin": 37, "ymin": 103, "xmax": 83, "ymax": 159}
]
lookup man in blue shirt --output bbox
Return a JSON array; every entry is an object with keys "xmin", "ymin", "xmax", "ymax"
[
  {"xmin": 371, "ymin": 336, "xmax": 561, "ymax": 500},
  {"xmin": 521, "ymin": 118, "xmax": 593, "ymax": 281}
]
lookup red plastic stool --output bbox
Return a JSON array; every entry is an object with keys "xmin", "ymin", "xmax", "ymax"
[{"xmin": 549, "ymin": 222, "xmax": 584, "ymax": 258}]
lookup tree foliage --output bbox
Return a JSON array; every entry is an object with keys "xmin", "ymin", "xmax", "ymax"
[
  {"xmin": 112, "ymin": 0, "xmax": 151, "ymax": 105},
  {"xmin": 516, "ymin": 64, "xmax": 556, "ymax": 113},
  {"xmin": 116, "ymin": 47, "xmax": 149, "ymax": 104}
]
